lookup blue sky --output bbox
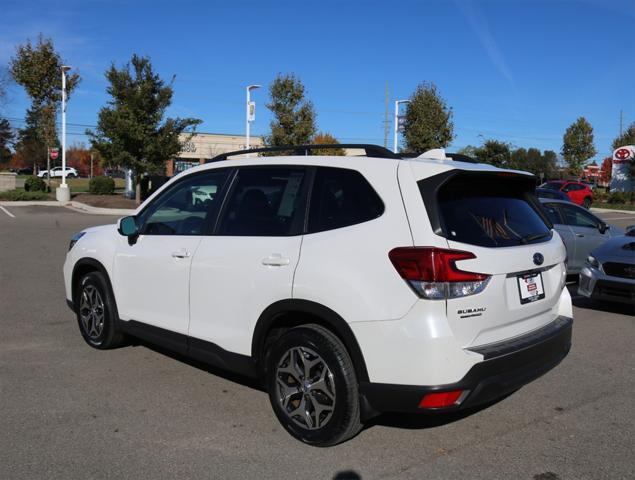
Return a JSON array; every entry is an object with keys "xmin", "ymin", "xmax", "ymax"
[{"xmin": 1, "ymin": 0, "xmax": 634, "ymax": 161}]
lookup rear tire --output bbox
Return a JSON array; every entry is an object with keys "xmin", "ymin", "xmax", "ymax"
[
  {"xmin": 583, "ymin": 197, "xmax": 591, "ymax": 209},
  {"xmin": 266, "ymin": 324, "xmax": 362, "ymax": 446},
  {"xmin": 76, "ymin": 272, "xmax": 127, "ymax": 349}
]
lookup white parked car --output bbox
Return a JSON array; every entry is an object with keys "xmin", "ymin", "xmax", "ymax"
[
  {"xmin": 38, "ymin": 166, "xmax": 78, "ymax": 178},
  {"xmin": 63, "ymin": 144, "xmax": 573, "ymax": 446}
]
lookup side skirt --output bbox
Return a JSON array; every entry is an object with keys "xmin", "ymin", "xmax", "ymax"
[{"xmin": 119, "ymin": 320, "xmax": 258, "ymax": 378}]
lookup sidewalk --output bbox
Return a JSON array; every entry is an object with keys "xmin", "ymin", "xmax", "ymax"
[{"xmin": 0, "ymin": 200, "xmax": 136, "ymax": 216}]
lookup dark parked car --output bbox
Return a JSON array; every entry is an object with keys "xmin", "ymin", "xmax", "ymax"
[
  {"xmin": 17, "ymin": 167, "xmax": 34, "ymax": 175},
  {"xmin": 536, "ymin": 187, "xmax": 571, "ymax": 201},
  {"xmin": 578, "ymin": 227, "xmax": 635, "ymax": 306}
]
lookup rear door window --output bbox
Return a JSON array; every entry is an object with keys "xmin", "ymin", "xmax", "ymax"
[
  {"xmin": 308, "ymin": 167, "xmax": 384, "ymax": 233},
  {"xmin": 426, "ymin": 174, "xmax": 551, "ymax": 247},
  {"xmin": 542, "ymin": 202, "xmax": 563, "ymax": 225},
  {"xmin": 217, "ymin": 166, "xmax": 307, "ymax": 236},
  {"xmin": 559, "ymin": 203, "xmax": 599, "ymax": 229}
]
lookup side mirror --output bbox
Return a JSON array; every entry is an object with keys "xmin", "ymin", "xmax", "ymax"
[
  {"xmin": 118, "ymin": 216, "xmax": 140, "ymax": 244},
  {"xmin": 598, "ymin": 222, "xmax": 608, "ymax": 234}
]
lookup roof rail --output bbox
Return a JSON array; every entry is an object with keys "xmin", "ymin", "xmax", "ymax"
[{"xmin": 205, "ymin": 144, "xmax": 400, "ymax": 163}]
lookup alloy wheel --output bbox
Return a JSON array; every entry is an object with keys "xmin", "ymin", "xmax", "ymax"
[
  {"xmin": 79, "ymin": 285, "xmax": 105, "ymax": 340},
  {"xmin": 275, "ymin": 346, "xmax": 336, "ymax": 430}
]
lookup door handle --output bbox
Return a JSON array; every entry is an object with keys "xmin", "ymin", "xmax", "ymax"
[
  {"xmin": 262, "ymin": 254, "xmax": 290, "ymax": 266},
  {"xmin": 575, "ymin": 234, "xmax": 584, "ymax": 238},
  {"xmin": 171, "ymin": 249, "xmax": 191, "ymax": 259}
]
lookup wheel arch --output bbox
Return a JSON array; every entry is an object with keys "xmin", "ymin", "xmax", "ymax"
[
  {"xmin": 71, "ymin": 258, "xmax": 115, "ymax": 307},
  {"xmin": 252, "ymin": 299, "xmax": 370, "ymax": 382}
]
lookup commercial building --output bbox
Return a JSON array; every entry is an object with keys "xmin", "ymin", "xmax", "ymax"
[{"xmin": 167, "ymin": 132, "xmax": 264, "ymax": 176}]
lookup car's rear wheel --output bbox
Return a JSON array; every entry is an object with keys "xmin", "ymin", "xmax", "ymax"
[
  {"xmin": 76, "ymin": 272, "xmax": 127, "ymax": 349},
  {"xmin": 583, "ymin": 197, "xmax": 591, "ymax": 209},
  {"xmin": 266, "ymin": 324, "xmax": 362, "ymax": 446}
]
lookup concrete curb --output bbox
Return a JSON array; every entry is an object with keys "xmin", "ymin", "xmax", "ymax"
[
  {"xmin": 0, "ymin": 200, "xmax": 136, "ymax": 216},
  {"xmin": 590, "ymin": 207, "xmax": 635, "ymax": 215}
]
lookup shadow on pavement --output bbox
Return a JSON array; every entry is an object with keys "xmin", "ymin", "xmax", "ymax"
[{"xmin": 572, "ymin": 296, "xmax": 634, "ymax": 316}]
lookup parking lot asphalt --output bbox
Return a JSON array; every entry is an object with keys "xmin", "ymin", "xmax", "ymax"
[{"xmin": 1, "ymin": 206, "xmax": 634, "ymax": 480}]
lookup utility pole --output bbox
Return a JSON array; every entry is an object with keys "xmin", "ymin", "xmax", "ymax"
[{"xmin": 383, "ymin": 82, "xmax": 390, "ymax": 148}]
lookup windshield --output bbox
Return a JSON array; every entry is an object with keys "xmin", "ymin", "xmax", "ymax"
[{"xmin": 541, "ymin": 182, "xmax": 563, "ymax": 191}]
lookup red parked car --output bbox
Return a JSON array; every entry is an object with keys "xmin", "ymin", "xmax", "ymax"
[{"xmin": 540, "ymin": 180, "xmax": 593, "ymax": 208}]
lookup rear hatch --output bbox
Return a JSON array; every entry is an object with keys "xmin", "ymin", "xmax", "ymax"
[{"xmin": 419, "ymin": 170, "xmax": 567, "ymax": 348}]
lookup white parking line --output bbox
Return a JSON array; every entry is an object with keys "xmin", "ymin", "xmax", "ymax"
[{"xmin": 0, "ymin": 206, "xmax": 15, "ymax": 218}]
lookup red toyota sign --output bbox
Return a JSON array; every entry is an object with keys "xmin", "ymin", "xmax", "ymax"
[{"xmin": 615, "ymin": 148, "xmax": 631, "ymax": 160}]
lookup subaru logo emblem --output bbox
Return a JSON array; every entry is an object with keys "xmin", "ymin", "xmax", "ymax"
[{"xmin": 533, "ymin": 253, "xmax": 544, "ymax": 266}]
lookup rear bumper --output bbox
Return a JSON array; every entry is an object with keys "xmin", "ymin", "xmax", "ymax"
[{"xmin": 359, "ymin": 315, "xmax": 572, "ymax": 416}]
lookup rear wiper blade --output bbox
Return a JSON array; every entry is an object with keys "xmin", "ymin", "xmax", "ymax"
[{"xmin": 520, "ymin": 232, "xmax": 551, "ymax": 244}]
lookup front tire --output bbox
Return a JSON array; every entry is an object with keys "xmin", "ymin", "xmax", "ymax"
[
  {"xmin": 266, "ymin": 324, "xmax": 362, "ymax": 446},
  {"xmin": 76, "ymin": 272, "xmax": 127, "ymax": 349}
]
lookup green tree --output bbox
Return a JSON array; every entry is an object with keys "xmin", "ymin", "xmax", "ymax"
[
  {"xmin": 265, "ymin": 74, "xmax": 316, "ymax": 148},
  {"xmin": 10, "ymin": 35, "xmax": 80, "ymax": 168},
  {"xmin": 0, "ymin": 118, "xmax": 13, "ymax": 165},
  {"xmin": 87, "ymin": 54, "xmax": 201, "ymax": 203},
  {"xmin": 311, "ymin": 132, "xmax": 345, "ymax": 155},
  {"xmin": 561, "ymin": 117, "xmax": 596, "ymax": 176},
  {"xmin": 612, "ymin": 122, "xmax": 635, "ymax": 150},
  {"xmin": 474, "ymin": 139, "xmax": 512, "ymax": 168},
  {"xmin": 402, "ymin": 82, "xmax": 454, "ymax": 154}
]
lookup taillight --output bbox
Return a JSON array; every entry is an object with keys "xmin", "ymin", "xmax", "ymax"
[{"xmin": 389, "ymin": 247, "xmax": 490, "ymax": 299}]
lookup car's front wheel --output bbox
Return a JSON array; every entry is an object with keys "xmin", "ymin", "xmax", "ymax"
[
  {"xmin": 76, "ymin": 272, "xmax": 127, "ymax": 349},
  {"xmin": 266, "ymin": 324, "xmax": 362, "ymax": 446}
]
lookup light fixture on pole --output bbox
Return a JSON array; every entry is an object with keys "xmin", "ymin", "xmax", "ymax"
[
  {"xmin": 393, "ymin": 99, "xmax": 409, "ymax": 153},
  {"xmin": 245, "ymin": 84, "xmax": 260, "ymax": 150},
  {"xmin": 56, "ymin": 65, "xmax": 72, "ymax": 202}
]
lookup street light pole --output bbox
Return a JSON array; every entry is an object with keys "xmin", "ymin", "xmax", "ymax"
[
  {"xmin": 56, "ymin": 65, "xmax": 72, "ymax": 202},
  {"xmin": 393, "ymin": 99, "xmax": 409, "ymax": 153},
  {"xmin": 245, "ymin": 84, "xmax": 260, "ymax": 150}
]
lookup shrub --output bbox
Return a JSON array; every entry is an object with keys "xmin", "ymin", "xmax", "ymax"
[
  {"xmin": 24, "ymin": 176, "xmax": 47, "ymax": 192},
  {"xmin": 89, "ymin": 176, "xmax": 115, "ymax": 195},
  {"xmin": 608, "ymin": 191, "xmax": 629, "ymax": 204},
  {"xmin": 592, "ymin": 188, "xmax": 608, "ymax": 203},
  {"xmin": 0, "ymin": 189, "xmax": 49, "ymax": 201}
]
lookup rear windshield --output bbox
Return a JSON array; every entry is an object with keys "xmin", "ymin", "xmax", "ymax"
[{"xmin": 426, "ymin": 175, "xmax": 551, "ymax": 248}]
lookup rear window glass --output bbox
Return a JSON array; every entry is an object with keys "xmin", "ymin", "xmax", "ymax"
[{"xmin": 429, "ymin": 176, "xmax": 551, "ymax": 247}]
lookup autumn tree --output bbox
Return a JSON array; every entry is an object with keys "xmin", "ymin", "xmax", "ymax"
[
  {"xmin": 88, "ymin": 54, "xmax": 201, "ymax": 203},
  {"xmin": 402, "ymin": 82, "xmax": 454, "ymax": 154},
  {"xmin": 311, "ymin": 132, "xmax": 345, "ymax": 155},
  {"xmin": 561, "ymin": 117, "xmax": 596, "ymax": 176},
  {"xmin": 265, "ymin": 74, "xmax": 316, "ymax": 148},
  {"xmin": 10, "ymin": 35, "xmax": 80, "ymax": 172},
  {"xmin": 0, "ymin": 118, "xmax": 13, "ymax": 165}
]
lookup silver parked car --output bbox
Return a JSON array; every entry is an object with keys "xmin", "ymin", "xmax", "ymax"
[
  {"xmin": 539, "ymin": 199, "xmax": 624, "ymax": 274},
  {"xmin": 578, "ymin": 227, "xmax": 635, "ymax": 306}
]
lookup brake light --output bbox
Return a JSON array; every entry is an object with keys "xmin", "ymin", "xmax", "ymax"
[{"xmin": 389, "ymin": 247, "xmax": 490, "ymax": 299}]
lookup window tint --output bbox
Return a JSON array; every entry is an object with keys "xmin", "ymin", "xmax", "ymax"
[
  {"xmin": 559, "ymin": 203, "xmax": 599, "ymax": 229},
  {"xmin": 218, "ymin": 167, "xmax": 306, "ymax": 236},
  {"xmin": 431, "ymin": 175, "xmax": 551, "ymax": 247},
  {"xmin": 542, "ymin": 182, "xmax": 563, "ymax": 191},
  {"xmin": 308, "ymin": 167, "xmax": 384, "ymax": 233},
  {"xmin": 542, "ymin": 203, "xmax": 563, "ymax": 224},
  {"xmin": 140, "ymin": 170, "xmax": 229, "ymax": 236}
]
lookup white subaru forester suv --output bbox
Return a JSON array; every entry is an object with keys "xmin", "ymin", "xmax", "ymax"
[{"xmin": 63, "ymin": 144, "xmax": 573, "ymax": 446}]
